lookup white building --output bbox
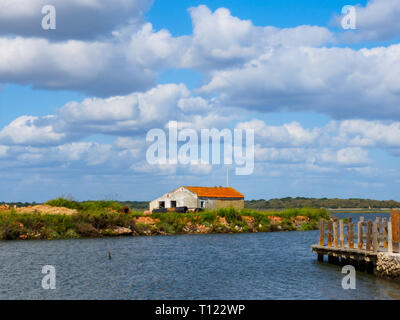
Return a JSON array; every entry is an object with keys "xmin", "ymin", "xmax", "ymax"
[{"xmin": 149, "ymin": 186, "xmax": 245, "ymax": 211}]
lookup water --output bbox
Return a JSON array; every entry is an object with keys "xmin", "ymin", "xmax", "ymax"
[{"xmin": 1, "ymin": 212, "xmax": 400, "ymax": 300}]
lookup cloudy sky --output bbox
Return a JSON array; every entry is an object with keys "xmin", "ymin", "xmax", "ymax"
[{"xmin": 1, "ymin": 0, "xmax": 400, "ymax": 202}]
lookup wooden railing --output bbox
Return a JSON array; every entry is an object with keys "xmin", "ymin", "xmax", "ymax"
[{"xmin": 318, "ymin": 217, "xmax": 393, "ymax": 253}]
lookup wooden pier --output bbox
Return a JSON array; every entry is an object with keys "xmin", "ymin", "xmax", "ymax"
[{"xmin": 311, "ymin": 213, "xmax": 397, "ymax": 272}]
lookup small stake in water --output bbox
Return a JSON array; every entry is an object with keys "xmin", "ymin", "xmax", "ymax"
[{"xmin": 108, "ymin": 251, "xmax": 112, "ymax": 260}]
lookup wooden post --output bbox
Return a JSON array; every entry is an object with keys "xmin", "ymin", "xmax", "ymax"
[
  {"xmin": 383, "ymin": 218, "xmax": 388, "ymax": 249},
  {"xmin": 348, "ymin": 220, "xmax": 354, "ymax": 249},
  {"xmin": 373, "ymin": 221, "xmax": 378, "ymax": 253},
  {"xmin": 376, "ymin": 217, "xmax": 381, "ymax": 248},
  {"xmin": 392, "ymin": 209, "xmax": 398, "ymax": 243},
  {"xmin": 357, "ymin": 220, "xmax": 363, "ymax": 251},
  {"xmin": 366, "ymin": 220, "xmax": 372, "ymax": 251},
  {"xmin": 397, "ymin": 209, "xmax": 400, "ymax": 244},
  {"xmin": 339, "ymin": 220, "xmax": 344, "ymax": 248},
  {"xmin": 396, "ymin": 209, "xmax": 399, "ymax": 244},
  {"xmin": 319, "ymin": 219, "xmax": 324, "ymax": 246},
  {"xmin": 333, "ymin": 221, "xmax": 338, "ymax": 248},
  {"xmin": 388, "ymin": 221, "xmax": 393, "ymax": 253},
  {"xmin": 327, "ymin": 220, "xmax": 333, "ymax": 247}
]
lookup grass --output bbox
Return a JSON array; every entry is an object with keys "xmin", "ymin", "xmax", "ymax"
[
  {"xmin": 45, "ymin": 198, "xmax": 123, "ymax": 212},
  {"xmin": 0, "ymin": 199, "xmax": 329, "ymax": 240}
]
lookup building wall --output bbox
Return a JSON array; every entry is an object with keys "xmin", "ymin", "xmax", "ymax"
[
  {"xmin": 198, "ymin": 198, "xmax": 244, "ymax": 210},
  {"xmin": 215, "ymin": 199, "xmax": 244, "ymax": 210},
  {"xmin": 149, "ymin": 187, "xmax": 198, "ymax": 210},
  {"xmin": 199, "ymin": 199, "xmax": 215, "ymax": 209}
]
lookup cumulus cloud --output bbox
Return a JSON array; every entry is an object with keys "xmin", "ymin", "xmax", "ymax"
[
  {"xmin": 0, "ymin": 4, "xmax": 335, "ymax": 96},
  {"xmin": 0, "ymin": 23, "xmax": 187, "ymax": 96},
  {"xmin": 236, "ymin": 119, "xmax": 322, "ymax": 147},
  {"xmin": 0, "ymin": 115, "xmax": 67, "ymax": 146},
  {"xmin": 56, "ymin": 83, "xmax": 193, "ymax": 136},
  {"xmin": 199, "ymin": 44, "xmax": 400, "ymax": 119},
  {"xmin": 0, "ymin": 0, "xmax": 152, "ymax": 40},
  {"xmin": 255, "ymin": 146, "xmax": 370, "ymax": 167},
  {"xmin": 334, "ymin": 0, "xmax": 400, "ymax": 43},
  {"xmin": 331, "ymin": 120, "xmax": 400, "ymax": 147},
  {"xmin": 238, "ymin": 118, "xmax": 400, "ymax": 150},
  {"xmin": 0, "ymin": 83, "xmax": 235, "ymax": 146},
  {"xmin": 182, "ymin": 5, "xmax": 333, "ymax": 69}
]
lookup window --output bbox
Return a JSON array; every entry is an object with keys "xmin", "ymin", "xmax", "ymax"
[
  {"xmin": 159, "ymin": 201, "xmax": 165, "ymax": 208},
  {"xmin": 200, "ymin": 201, "xmax": 205, "ymax": 208},
  {"xmin": 171, "ymin": 201, "xmax": 177, "ymax": 208}
]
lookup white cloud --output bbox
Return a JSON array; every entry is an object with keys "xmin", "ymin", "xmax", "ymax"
[
  {"xmin": 334, "ymin": 0, "xmax": 400, "ymax": 43},
  {"xmin": 0, "ymin": 83, "xmax": 233, "ymax": 146},
  {"xmin": 0, "ymin": 21, "xmax": 188, "ymax": 96},
  {"xmin": 56, "ymin": 83, "xmax": 192, "ymax": 135},
  {"xmin": 182, "ymin": 5, "xmax": 333, "ymax": 69},
  {"xmin": 332, "ymin": 120, "xmax": 400, "ymax": 147},
  {"xmin": 199, "ymin": 44, "xmax": 400, "ymax": 119},
  {"xmin": 0, "ymin": 0, "xmax": 152, "ymax": 40},
  {"xmin": 335, "ymin": 147, "xmax": 370, "ymax": 165},
  {"xmin": 255, "ymin": 146, "xmax": 370, "ymax": 167},
  {"xmin": 56, "ymin": 142, "xmax": 112, "ymax": 165},
  {"xmin": 236, "ymin": 119, "xmax": 321, "ymax": 147},
  {"xmin": 0, "ymin": 115, "xmax": 66, "ymax": 145},
  {"xmin": 0, "ymin": 145, "xmax": 9, "ymax": 158}
]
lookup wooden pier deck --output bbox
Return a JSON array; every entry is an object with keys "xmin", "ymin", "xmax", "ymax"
[{"xmin": 311, "ymin": 215, "xmax": 395, "ymax": 271}]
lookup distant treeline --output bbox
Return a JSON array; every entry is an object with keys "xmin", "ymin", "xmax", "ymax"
[
  {"xmin": 118, "ymin": 201, "xmax": 149, "ymax": 210},
  {"xmin": 244, "ymin": 197, "xmax": 400, "ymax": 209},
  {"xmin": 0, "ymin": 202, "xmax": 38, "ymax": 208},
  {"xmin": 0, "ymin": 200, "xmax": 149, "ymax": 210}
]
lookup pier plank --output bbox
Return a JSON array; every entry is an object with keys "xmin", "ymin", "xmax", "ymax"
[
  {"xmin": 348, "ymin": 220, "xmax": 354, "ymax": 249},
  {"xmin": 357, "ymin": 220, "xmax": 363, "ymax": 251},
  {"xmin": 383, "ymin": 218, "xmax": 388, "ymax": 249},
  {"xmin": 373, "ymin": 222, "xmax": 378, "ymax": 253},
  {"xmin": 339, "ymin": 220, "xmax": 344, "ymax": 249},
  {"xmin": 388, "ymin": 221, "xmax": 393, "ymax": 253},
  {"xmin": 376, "ymin": 217, "xmax": 381, "ymax": 248},
  {"xmin": 327, "ymin": 221, "xmax": 333, "ymax": 247},
  {"xmin": 366, "ymin": 220, "xmax": 372, "ymax": 251},
  {"xmin": 333, "ymin": 221, "xmax": 338, "ymax": 248},
  {"xmin": 319, "ymin": 219, "xmax": 324, "ymax": 246}
]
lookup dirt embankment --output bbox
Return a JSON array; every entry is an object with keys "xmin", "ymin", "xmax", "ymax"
[
  {"xmin": 0, "ymin": 204, "xmax": 77, "ymax": 215},
  {"xmin": 132, "ymin": 215, "xmax": 311, "ymax": 235}
]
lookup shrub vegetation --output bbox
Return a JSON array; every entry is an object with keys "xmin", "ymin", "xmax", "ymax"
[{"xmin": 0, "ymin": 198, "xmax": 329, "ymax": 240}]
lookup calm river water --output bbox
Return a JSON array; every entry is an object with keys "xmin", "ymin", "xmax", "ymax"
[{"xmin": 1, "ymin": 212, "xmax": 400, "ymax": 300}]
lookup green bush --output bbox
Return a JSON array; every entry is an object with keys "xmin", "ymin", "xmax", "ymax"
[
  {"xmin": 45, "ymin": 198, "xmax": 81, "ymax": 210},
  {"xmin": 216, "ymin": 208, "xmax": 241, "ymax": 223},
  {"xmin": 65, "ymin": 229, "xmax": 79, "ymax": 238},
  {"xmin": 45, "ymin": 198, "xmax": 122, "ymax": 212}
]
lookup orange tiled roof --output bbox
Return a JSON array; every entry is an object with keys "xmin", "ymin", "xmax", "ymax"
[{"xmin": 184, "ymin": 186, "xmax": 244, "ymax": 199}]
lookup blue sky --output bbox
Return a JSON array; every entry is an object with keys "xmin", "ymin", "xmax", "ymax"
[{"xmin": 0, "ymin": 0, "xmax": 400, "ymax": 202}]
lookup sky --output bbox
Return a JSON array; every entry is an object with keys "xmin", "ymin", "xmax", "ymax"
[{"xmin": 0, "ymin": 0, "xmax": 400, "ymax": 202}]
